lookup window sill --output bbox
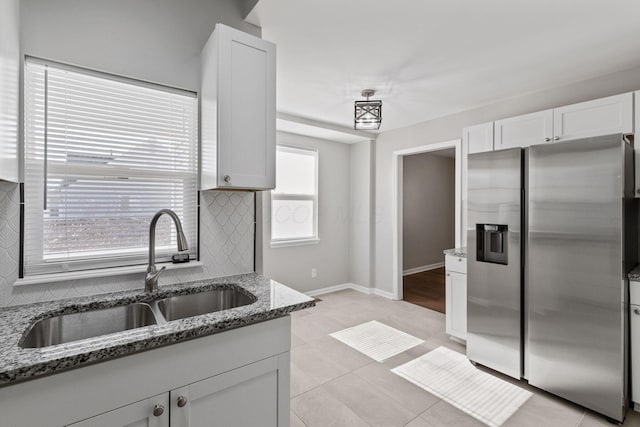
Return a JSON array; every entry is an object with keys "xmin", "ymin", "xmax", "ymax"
[
  {"xmin": 13, "ymin": 261, "xmax": 204, "ymax": 287},
  {"xmin": 270, "ymin": 238, "xmax": 320, "ymax": 249}
]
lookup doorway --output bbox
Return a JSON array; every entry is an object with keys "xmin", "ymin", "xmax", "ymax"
[
  {"xmin": 391, "ymin": 139, "xmax": 462, "ymax": 303},
  {"xmin": 401, "ymin": 149, "xmax": 455, "ymax": 312}
]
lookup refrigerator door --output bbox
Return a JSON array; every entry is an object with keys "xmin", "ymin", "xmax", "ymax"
[
  {"xmin": 467, "ymin": 148, "xmax": 523, "ymax": 379},
  {"xmin": 527, "ymin": 135, "xmax": 626, "ymax": 421}
]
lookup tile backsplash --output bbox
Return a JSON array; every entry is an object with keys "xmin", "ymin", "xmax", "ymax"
[{"xmin": 0, "ymin": 182, "xmax": 254, "ymax": 307}]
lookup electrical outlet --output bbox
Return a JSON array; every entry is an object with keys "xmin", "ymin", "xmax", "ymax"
[{"xmin": 311, "ymin": 268, "xmax": 317, "ymax": 278}]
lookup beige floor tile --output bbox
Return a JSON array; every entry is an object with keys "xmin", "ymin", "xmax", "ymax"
[
  {"xmin": 290, "ymin": 344, "xmax": 350, "ymax": 397},
  {"xmin": 290, "ymin": 410, "xmax": 307, "ymax": 427},
  {"xmin": 419, "ymin": 400, "xmax": 485, "ymax": 427},
  {"xmin": 502, "ymin": 393, "xmax": 583, "ymax": 427},
  {"xmin": 324, "ymin": 373, "xmax": 417, "ymax": 426},
  {"xmin": 404, "ymin": 416, "xmax": 434, "ymax": 427},
  {"xmin": 579, "ymin": 409, "xmax": 640, "ymax": 427},
  {"xmin": 291, "ymin": 311, "xmax": 350, "ymax": 342},
  {"xmin": 353, "ymin": 361, "xmax": 440, "ymax": 415},
  {"xmin": 291, "ymin": 385, "xmax": 369, "ymax": 427},
  {"xmin": 308, "ymin": 334, "xmax": 373, "ymax": 371}
]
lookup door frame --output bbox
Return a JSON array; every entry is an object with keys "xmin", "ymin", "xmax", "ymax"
[{"xmin": 391, "ymin": 139, "xmax": 462, "ymax": 300}]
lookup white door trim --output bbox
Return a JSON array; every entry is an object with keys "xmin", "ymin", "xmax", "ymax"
[{"xmin": 392, "ymin": 139, "xmax": 462, "ymax": 300}]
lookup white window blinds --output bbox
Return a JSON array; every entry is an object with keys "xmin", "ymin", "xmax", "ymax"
[
  {"xmin": 23, "ymin": 58, "xmax": 198, "ymax": 276},
  {"xmin": 271, "ymin": 145, "xmax": 318, "ymax": 243}
]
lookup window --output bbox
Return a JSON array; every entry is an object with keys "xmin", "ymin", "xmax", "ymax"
[
  {"xmin": 23, "ymin": 58, "xmax": 198, "ymax": 276},
  {"xmin": 271, "ymin": 145, "xmax": 318, "ymax": 246}
]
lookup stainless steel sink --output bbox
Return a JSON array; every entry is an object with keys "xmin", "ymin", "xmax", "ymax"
[
  {"xmin": 157, "ymin": 288, "xmax": 256, "ymax": 321},
  {"xmin": 20, "ymin": 303, "xmax": 157, "ymax": 348}
]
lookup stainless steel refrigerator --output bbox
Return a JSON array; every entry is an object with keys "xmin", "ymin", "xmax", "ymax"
[{"xmin": 467, "ymin": 134, "xmax": 635, "ymax": 422}]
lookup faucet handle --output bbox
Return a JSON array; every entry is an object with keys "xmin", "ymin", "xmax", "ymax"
[{"xmin": 145, "ymin": 266, "xmax": 167, "ymax": 292}]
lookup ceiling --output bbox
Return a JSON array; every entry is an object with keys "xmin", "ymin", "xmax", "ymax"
[{"xmin": 247, "ymin": 0, "xmax": 640, "ymax": 133}]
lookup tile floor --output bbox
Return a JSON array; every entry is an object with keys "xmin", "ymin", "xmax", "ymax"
[{"xmin": 289, "ymin": 289, "xmax": 640, "ymax": 427}]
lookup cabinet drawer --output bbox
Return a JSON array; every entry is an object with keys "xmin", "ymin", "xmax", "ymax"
[{"xmin": 445, "ymin": 255, "xmax": 467, "ymax": 274}]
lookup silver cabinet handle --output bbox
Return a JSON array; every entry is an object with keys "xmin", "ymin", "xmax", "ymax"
[
  {"xmin": 153, "ymin": 404, "xmax": 165, "ymax": 417},
  {"xmin": 458, "ymin": 258, "xmax": 462, "ymax": 262},
  {"xmin": 177, "ymin": 395, "xmax": 188, "ymax": 408},
  {"xmin": 634, "ymin": 308, "xmax": 640, "ymax": 315},
  {"xmin": 553, "ymin": 136, "xmax": 560, "ymax": 141},
  {"xmin": 223, "ymin": 175, "xmax": 231, "ymax": 183},
  {"xmin": 544, "ymin": 137, "xmax": 551, "ymax": 142}
]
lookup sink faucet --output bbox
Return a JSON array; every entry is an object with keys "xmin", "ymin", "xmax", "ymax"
[{"xmin": 146, "ymin": 209, "xmax": 189, "ymax": 292}]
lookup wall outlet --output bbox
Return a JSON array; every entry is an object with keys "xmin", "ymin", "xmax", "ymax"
[{"xmin": 311, "ymin": 268, "xmax": 317, "ymax": 278}]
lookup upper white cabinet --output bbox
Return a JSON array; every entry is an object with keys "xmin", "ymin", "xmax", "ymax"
[
  {"xmin": 0, "ymin": 0, "xmax": 20, "ymax": 182},
  {"xmin": 494, "ymin": 110, "xmax": 553, "ymax": 150},
  {"xmin": 463, "ymin": 122, "xmax": 494, "ymax": 154},
  {"xmin": 552, "ymin": 93, "xmax": 633, "ymax": 142},
  {"xmin": 200, "ymin": 24, "xmax": 276, "ymax": 191}
]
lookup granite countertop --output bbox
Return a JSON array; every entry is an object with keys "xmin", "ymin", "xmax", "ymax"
[
  {"xmin": 443, "ymin": 247, "xmax": 467, "ymax": 258},
  {"xmin": 0, "ymin": 273, "xmax": 314, "ymax": 387},
  {"xmin": 629, "ymin": 265, "xmax": 640, "ymax": 281}
]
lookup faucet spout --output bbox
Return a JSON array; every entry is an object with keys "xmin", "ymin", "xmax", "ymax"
[{"xmin": 146, "ymin": 209, "xmax": 189, "ymax": 293}]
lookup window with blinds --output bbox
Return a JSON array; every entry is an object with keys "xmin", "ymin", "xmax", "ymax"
[
  {"xmin": 23, "ymin": 58, "xmax": 198, "ymax": 276},
  {"xmin": 271, "ymin": 145, "xmax": 318, "ymax": 245}
]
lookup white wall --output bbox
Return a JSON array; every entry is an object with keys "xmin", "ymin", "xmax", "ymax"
[
  {"xmin": 402, "ymin": 152, "xmax": 455, "ymax": 271},
  {"xmin": 21, "ymin": 0, "xmax": 260, "ymax": 92},
  {"xmin": 262, "ymin": 131, "xmax": 351, "ymax": 293},
  {"xmin": 374, "ymin": 65, "xmax": 640, "ymax": 295},
  {"xmin": 349, "ymin": 140, "xmax": 374, "ymax": 288}
]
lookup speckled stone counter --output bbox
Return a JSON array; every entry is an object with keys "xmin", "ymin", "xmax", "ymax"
[
  {"xmin": 0, "ymin": 273, "xmax": 314, "ymax": 387},
  {"xmin": 443, "ymin": 247, "xmax": 467, "ymax": 258},
  {"xmin": 629, "ymin": 265, "xmax": 640, "ymax": 281}
]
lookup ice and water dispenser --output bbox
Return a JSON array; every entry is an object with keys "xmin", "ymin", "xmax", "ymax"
[{"xmin": 476, "ymin": 224, "xmax": 508, "ymax": 265}]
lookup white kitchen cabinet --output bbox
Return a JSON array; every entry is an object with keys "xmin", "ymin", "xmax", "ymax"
[
  {"xmin": 552, "ymin": 93, "xmax": 633, "ymax": 142},
  {"xmin": 445, "ymin": 254, "xmax": 467, "ymax": 341},
  {"xmin": 635, "ymin": 91, "xmax": 640, "ymax": 198},
  {"xmin": 0, "ymin": 0, "xmax": 20, "ymax": 182},
  {"xmin": 631, "ymin": 280, "xmax": 640, "ymax": 411},
  {"xmin": 0, "ymin": 316, "xmax": 291, "ymax": 427},
  {"xmin": 463, "ymin": 122, "xmax": 494, "ymax": 154},
  {"xmin": 68, "ymin": 394, "xmax": 169, "ymax": 427},
  {"xmin": 494, "ymin": 110, "xmax": 553, "ymax": 149},
  {"xmin": 170, "ymin": 355, "xmax": 288, "ymax": 427},
  {"xmin": 200, "ymin": 23, "xmax": 276, "ymax": 191}
]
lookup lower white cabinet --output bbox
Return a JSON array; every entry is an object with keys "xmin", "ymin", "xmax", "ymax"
[
  {"xmin": 445, "ymin": 254, "xmax": 467, "ymax": 341},
  {"xmin": 69, "ymin": 394, "xmax": 170, "ymax": 427},
  {"xmin": 631, "ymin": 280, "xmax": 640, "ymax": 411},
  {"xmin": 0, "ymin": 316, "xmax": 292, "ymax": 427}
]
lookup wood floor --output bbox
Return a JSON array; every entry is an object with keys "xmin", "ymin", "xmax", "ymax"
[{"xmin": 403, "ymin": 267, "xmax": 446, "ymax": 313}]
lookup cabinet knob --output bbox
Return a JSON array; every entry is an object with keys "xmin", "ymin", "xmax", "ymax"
[
  {"xmin": 634, "ymin": 308, "xmax": 640, "ymax": 316},
  {"xmin": 223, "ymin": 175, "xmax": 231, "ymax": 183},
  {"xmin": 544, "ymin": 137, "xmax": 551, "ymax": 142},
  {"xmin": 446, "ymin": 273, "xmax": 450, "ymax": 277},
  {"xmin": 553, "ymin": 136, "xmax": 560, "ymax": 141},
  {"xmin": 177, "ymin": 395, "xmax": 188, "ymax": 408},
  {"xmin": 458, "ymin": 258, "xmax": 462, "ymax": 262},
  {"xmin": 153, "ymin": 404, "xmax": 165, "ymax": 417}
]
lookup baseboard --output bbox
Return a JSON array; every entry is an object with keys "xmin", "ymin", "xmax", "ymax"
[
  {"xmin": 305, "ymin": 283, "xmax": 397, "ymax": 300},
  {"xmin": 402, "ymin": 261, "xmax": 445, "ymax": 276}
]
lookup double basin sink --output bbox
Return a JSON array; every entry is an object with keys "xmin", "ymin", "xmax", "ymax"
[{"xmin": 20, "ymin": 287, "xmax": 256, "ymax": 349}]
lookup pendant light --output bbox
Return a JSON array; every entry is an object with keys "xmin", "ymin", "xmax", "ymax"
[{"xmin": 354, "ymin": 89, "xmax": 382, "ymax": 130}]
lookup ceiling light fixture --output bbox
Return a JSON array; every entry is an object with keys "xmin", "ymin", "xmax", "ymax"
[{"xmin": 354, "ymin": 89, "xmax": 382, "ymax": 130}]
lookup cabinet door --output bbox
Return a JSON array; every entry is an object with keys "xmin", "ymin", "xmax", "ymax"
[
  {"xmin": 217, "ymin": 25, "xmax": 276, "ymax": 190},
  {"xmin": 67, "ymin": 394, "xmax": 169, "ymax": 427},
  {"xmin": 632, "ymin": 305, "xmax": 640, "ymax": 407},
  {"xmin": 494, "ymin": 110, "xmax": 553, "ymax": 149},
  {"xmin": 170, "ymin": 354, "xmax": 289, "ymax": 427},
  {"xmin": 463, "ymin": 122, "xmax": 494, "ymax": 154},
  {"xmin": 0, "ymin": 0, "xmax": 20, "ymax": 182},
  {"xmin": 445, "ymin": 271, "xmax": 467, "ymax": 340},
  {"xmin": 553, "ymin": 93, "xmax": 633, "ymax": 142}
]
